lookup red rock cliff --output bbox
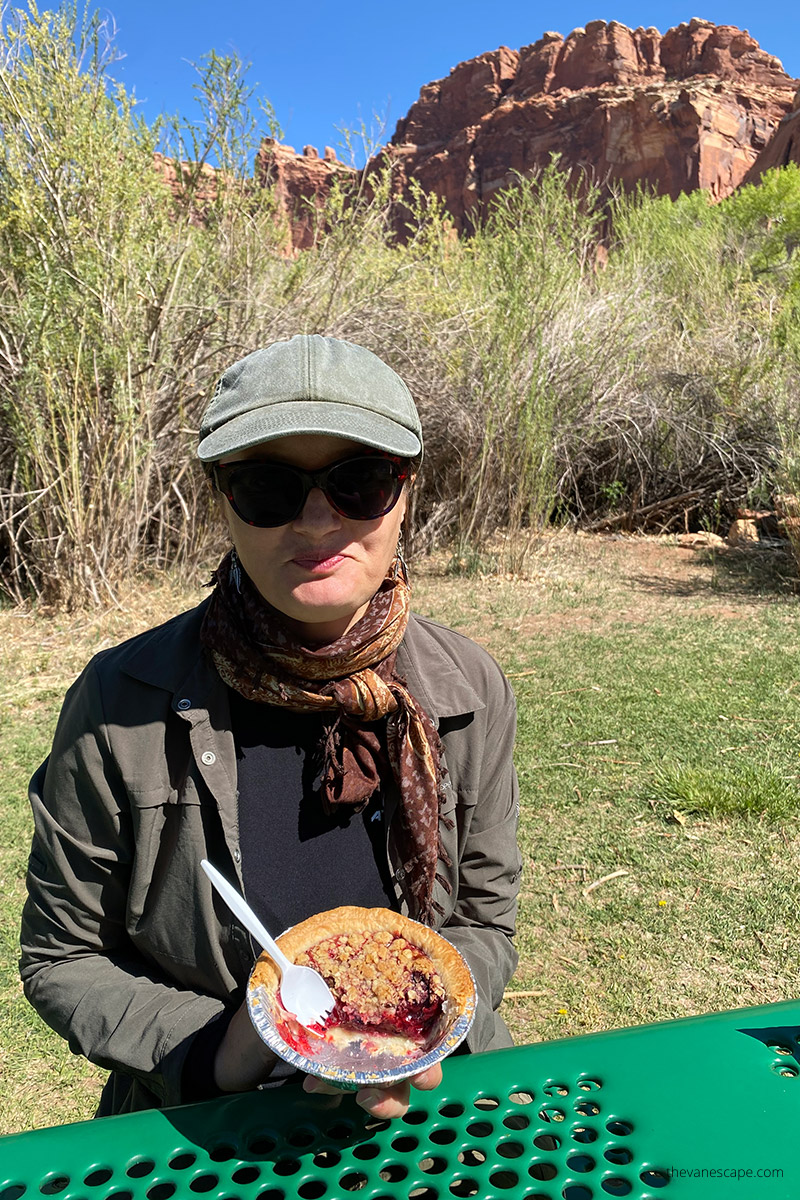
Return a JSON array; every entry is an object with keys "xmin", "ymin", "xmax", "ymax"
[
  {"xmin": 157, "ymin": 21, "xmax": 799, "ymax": 249},
  {"xmin": 745, "ymin": 87, "xmax": 800, "ymax": 180},
  {"xmin": 255, "ymin": 140, "xmax": 356, "ymax": 251},
  {"xmin": 382, "ymin": 18, "xmax": 799, "ymax": 231}
]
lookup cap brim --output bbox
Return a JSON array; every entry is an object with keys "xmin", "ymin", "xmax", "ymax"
[{"xmin": 198, "ymin": 400, "xmax": 422, "ymax": 461}]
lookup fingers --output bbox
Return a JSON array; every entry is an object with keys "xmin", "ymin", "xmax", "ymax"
[
  {"xmin": 356, "ymin": 1063, "xmax": 443, "ymax": 1119},
  {"xmin": 355, "ymin": 1082, "xmax": 411, "ymax": 1120},
  {"xmin": 303, "ymin": 1075, "xmax": 414, "ymax": 1120},
  {"xmin": 302, "ymin": 1076, "xmax": 345, "ymax": 1097},
  {"xmin": 303, "ymin": 1061, "xmax": 443, "ymax": 1120},
  {"xmin": 410, "ymin": 1062, "xmax": 443, "ymax": 1091}
]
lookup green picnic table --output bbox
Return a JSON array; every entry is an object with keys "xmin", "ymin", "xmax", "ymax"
[{"xmin": 2, "ymin": 997, "xmax": 799, "ymax": 1199}]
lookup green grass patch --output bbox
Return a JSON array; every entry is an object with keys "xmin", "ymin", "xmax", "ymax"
[
  {"xmin": 647, "ymin": 763, "xmax": 799, "ymax": 820},
  {"xmin": 3, "ymin": 540, "xmax": 800, "ymax": 1132}
]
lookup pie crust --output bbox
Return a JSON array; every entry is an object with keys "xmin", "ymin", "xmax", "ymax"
[{"xmin": 251, "ymin": 906, "xmax": 474, "ymax": 1058}]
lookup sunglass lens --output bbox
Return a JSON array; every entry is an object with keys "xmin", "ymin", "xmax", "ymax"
[
  {"xmin": 327, "ymin": 458, "xmax": 402, "ymax": 519},
  {"xmin": 228, "ymin": 463, "xmax": 304, "ymax": 526}
]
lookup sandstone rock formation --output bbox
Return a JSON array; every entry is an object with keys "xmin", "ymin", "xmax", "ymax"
[
  {"xmin": 745, "ymin": 86, "xmax": 800, "ymax": 180},
  {"xmin": 153, "ymin": 153, "xmax": 219, "ymax": 223},
  {"xmin": 382, "ymin": 18, "xmax": 799, "ymax": 232},
  {"xmin": 157, "ymin": 21, "xmax": 799, "ymax": 250},
  {"xmin": 255, "ymin": 140, "xmax": 356, "ymax": 252}
]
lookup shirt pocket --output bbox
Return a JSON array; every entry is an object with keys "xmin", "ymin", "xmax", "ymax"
[{"xmin": 126, "ymin": 778, "xmax": 206, "ymax": 940}]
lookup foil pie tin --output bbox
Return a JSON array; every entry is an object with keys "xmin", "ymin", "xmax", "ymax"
[{"xmin": 246, "ymin": 935, "xmax": 476, "ymax": 1089}]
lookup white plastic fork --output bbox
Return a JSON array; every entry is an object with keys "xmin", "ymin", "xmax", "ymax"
[{"xmin": 201, "ymin": 859, "xmax": 335, "ymax": 1028}]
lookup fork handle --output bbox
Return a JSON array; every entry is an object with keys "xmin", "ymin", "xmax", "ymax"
[{"xmin": 201, "ymin": 859, "xmax": 293, "ymax": 975}]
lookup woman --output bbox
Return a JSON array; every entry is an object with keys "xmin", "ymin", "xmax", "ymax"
[{"xmin": 20, "ymin": 335, "xmax": 522, "ymax": 1121}]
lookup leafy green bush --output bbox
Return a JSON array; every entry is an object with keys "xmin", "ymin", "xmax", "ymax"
[{"xmin": 0, "ymin": 3, "xmax": 290, "ymax": 605}]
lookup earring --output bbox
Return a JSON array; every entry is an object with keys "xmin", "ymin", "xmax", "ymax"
[
  {"xmin": 392, "ymin": 530, "xmax": 408, "ymax": 582},
  {"xmin": 229, "ymin": 546, "xmax": 243, "ymax": 594}
]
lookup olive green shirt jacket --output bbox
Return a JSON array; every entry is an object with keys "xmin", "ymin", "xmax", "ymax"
[{"xmin": 20, "ymin": 602, "xmax": 523, "ymax": 1114}]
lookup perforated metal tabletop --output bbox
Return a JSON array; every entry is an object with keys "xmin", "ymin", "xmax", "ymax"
[{"xmin": 2, "ymin": 998, "xmax": 799, "ymax": 1199}]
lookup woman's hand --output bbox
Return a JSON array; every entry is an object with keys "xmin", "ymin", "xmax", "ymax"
[
  {"xmin": 303, "ymin": 1061, "xmax": 443, "ymax": 1119},
  {"xmin": 213, "ymin": 1000, "xmax": 278, "ymax": 1092}
]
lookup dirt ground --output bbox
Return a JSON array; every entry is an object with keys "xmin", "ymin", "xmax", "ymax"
[{"xmin": 411, "ymin": 530, "xmax": 797, "ymax": 652}]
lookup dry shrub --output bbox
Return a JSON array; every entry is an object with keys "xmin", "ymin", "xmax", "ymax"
[{"xmin": 1, "ymin": 5, "xmax": 800, "ymax": 604}]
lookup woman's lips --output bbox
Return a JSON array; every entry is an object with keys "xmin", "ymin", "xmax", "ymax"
[{"xmin": 291, "ymin": 554, "xmax": 346, "ymax": 572}]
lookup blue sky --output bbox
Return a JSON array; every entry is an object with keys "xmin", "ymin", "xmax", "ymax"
[{"xmin": 101, "ymin": 1, "xmax": 799, "ymax": 165}]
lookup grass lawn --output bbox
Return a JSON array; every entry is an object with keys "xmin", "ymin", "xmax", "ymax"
[{"xmin": 2, "ymin": 532, "xmax": 799, "ymax": 1134}]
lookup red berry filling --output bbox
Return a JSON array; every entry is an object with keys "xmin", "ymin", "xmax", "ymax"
[{"xmin": 294, "ymin": 930, "xmax": 446, "ymax": 1045}]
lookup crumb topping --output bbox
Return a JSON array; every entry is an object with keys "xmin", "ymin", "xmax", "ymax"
[{"xmin": 296, "ymin": 931, "xmax": 445, "ymax": 1035}]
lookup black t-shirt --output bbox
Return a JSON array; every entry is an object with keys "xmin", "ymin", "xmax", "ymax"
[{"xmin": 230, "ymin": 690, "xmax": 396, "ymax": 935}]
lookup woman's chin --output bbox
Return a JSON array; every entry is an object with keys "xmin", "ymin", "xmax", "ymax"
[{"xmin": 274, "ymin": 587, "xmax": 371, "ymax": 641}]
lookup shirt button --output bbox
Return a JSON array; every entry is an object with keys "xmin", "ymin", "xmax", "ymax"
[
  {"xmin": 395, "ymin": 868, "xmax": 406, "ymax": 881},
  {"xmin": 201, "ymin": 751, "xmax": 216, "ymax": 766},
  {"xmin": 233, "ymin": 849, "xmax": 241, "ymax": 864},
  {"xmin": 177, "ymin": 698, "xmax": 191, "ymax": 710}
]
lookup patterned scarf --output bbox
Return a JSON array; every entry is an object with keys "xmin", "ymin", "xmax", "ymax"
[{"xmin": 199, "ymin": 549, "xmax": 452, "ymax": 924}]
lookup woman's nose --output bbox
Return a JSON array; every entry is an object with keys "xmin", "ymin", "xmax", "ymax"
[{"xmin": 292, "ymin": 486, "xmax": 342, "ymax": 533}]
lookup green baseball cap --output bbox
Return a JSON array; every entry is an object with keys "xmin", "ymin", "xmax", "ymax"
[{"xmin": 197, "ymin": 335, "xmax": 423, "ymax": 462}]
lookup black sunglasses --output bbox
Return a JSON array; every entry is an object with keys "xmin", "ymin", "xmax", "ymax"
[{"xmin": 213, "ymin": 454, "xmax": 411, "ymax": 528}]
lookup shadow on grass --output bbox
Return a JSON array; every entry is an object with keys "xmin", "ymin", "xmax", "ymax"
[{"xmin": 632, "ymin": 544, "xmax": 798, "ymax": 600}]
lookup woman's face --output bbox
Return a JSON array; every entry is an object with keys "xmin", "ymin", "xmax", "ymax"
[{"xmin": 217, "ymin": 433, "xmax": 408, "ymax": 644}]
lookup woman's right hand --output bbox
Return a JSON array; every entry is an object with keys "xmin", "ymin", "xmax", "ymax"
[{"xmin": 213, "ymin": 999, "xmax": 278, "ymax": 1092}]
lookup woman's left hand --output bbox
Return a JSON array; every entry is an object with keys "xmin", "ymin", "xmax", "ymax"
[{"xmin": 302, "ymin": 1061, "xmax": 443, "ymax": 1119}]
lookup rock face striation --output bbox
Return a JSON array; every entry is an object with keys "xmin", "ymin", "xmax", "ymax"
[
  {"xmin": 745, "ymin": 86, "xmax": 800, "ymax": 180},
  {"xmin": 381, "ymin": 18, "xmax": 798, "ymax": 231},
  {"xmin": 162, "ymin": 21, "xmax": 798, "ymax": 250}
]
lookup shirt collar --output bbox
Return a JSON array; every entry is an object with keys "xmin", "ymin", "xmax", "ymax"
[{"xmin": 395, "ymin": 613, "xmax": 485, "ymax": 724}]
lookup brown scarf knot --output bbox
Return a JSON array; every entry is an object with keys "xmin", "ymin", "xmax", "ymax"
[{"xmin": 200, "ymin": 550, "xmax": 452, "ymax": 924}]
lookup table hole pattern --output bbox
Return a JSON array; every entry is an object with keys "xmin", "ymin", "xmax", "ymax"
[
  {"xmin": 604, "ymin": 1148, "xmax": 632, "ymax": 1166},
  {"xmin": 287, "ymin": 1130, "xmax": 316, "ymax": 1149},
  {"xmin": 145, "ymin": 1185, "xmax": 175, "ymax": 1200},
  {"xmin": 296, "ymin": 1185, "xmax": 325, "ymax": 1200},
  {"xmin": 351, "ymin": 1144, "xmax": 379, "ymax": 1162},
  {"xmin": 125, "ymin": 1165, "xmax": 155, "ymax": 1182},
  {"xmin": 210, "ymin": 1145, "xmax": 237, "ymax": 1162},
  {"xmin": 167, "ymin": 1155, "xmax": 196, "ymax": 1172},
  {"xmin": 0, "ymin": 1068, "xmax": 673, "ymax": 1200},
  {"xmin": 379, "ymin": 1166, "xmax": 408, "ymax": 1184},
  {"xmin": 489, "ymin": 1170, "xmax": 518, "ymax": 1189},
  {"xmin": 448, "ymin": 1179, "xmax": 478, "ymax": 1196},
  {"xmin": 85, "ymin": 1171, "xmax": 113, "ymax": 1188},
  {"xmin": 502, "ymin": 1112, "xmax": 529, "ymax": 1131},
  {"xmin": 529, "ymin": 1162, "xmax": 558, "ymax": 1182},
  {"xmin": 339, "ymin": 1172, "xmax": 368, "ymax": 1191},
  {"xmin": 771, "ymin": 1061, "xmax": 799, "ymax": 1077},
  {"xmin": 40, "ymin": 1181, "xmax": 70, "ymax": 1197},
  {"xmin": 496, "ymin": 1141, "xmax": 524, "ymax": 1159},
  {"xmin": 232, "ymin": 1168, "xmax": 261, "ymax": 1185},
  {"xmin": 188, "ymin": 1176, "xmax": 218, "ymax": 1193}
]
